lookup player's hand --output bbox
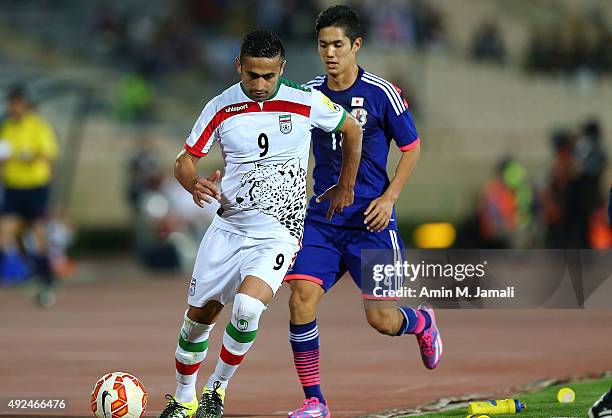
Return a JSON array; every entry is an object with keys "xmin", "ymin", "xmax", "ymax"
[
  {"xmin": 192, "ymin": 170, "xmax": 221, "ymax": 208},
  {"xmin": 364, "ymin": 195, "xmax": 394, "ymax": 232},
  {"xmin": 316, "ymin": 184, "xmax": 354, "ymax": 220}
]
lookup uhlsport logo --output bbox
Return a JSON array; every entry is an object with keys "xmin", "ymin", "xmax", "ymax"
[
  {"xmin": 237, "ymin": 319, "xmax": 249, "ymax": 331},
  {"xmin": 225, "ymin": 103, "xmax": 249, "ymax": 113},
  {"xmin": 279, "ymin": 114, "xmax": 292, "ymax": 134}
]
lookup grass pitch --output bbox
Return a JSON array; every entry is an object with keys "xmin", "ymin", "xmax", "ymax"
[{"xmin": 415, "ymin": 377, "xmax": 612, "ymax": 417}]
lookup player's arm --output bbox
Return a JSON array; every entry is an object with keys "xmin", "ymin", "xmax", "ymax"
[
  {"xmin": 309, "ymin": 89, "xmax": 362, "ymax": 220},
  {"xmin": 365, "ymin": 87, "xmax": 420, "ymax": 232},
  {"xmin": 175, "ymin": 149, "xmax": 221, "ymax": 208},
  {"xmin": 176, "ymin": 96, "xmax": 223, "ymax": 207},
  {"xmin": 364, "ymin": 143, "xmax": 420, "ymax": 232},
  {"xmin": 316, "ymin": 113, "xmax": 362, "ymax": 220}
]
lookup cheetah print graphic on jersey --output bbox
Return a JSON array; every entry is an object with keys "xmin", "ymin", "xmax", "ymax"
[{"xmin": 235, "ymin": 158, "xmax": 307, "ymax": 239}]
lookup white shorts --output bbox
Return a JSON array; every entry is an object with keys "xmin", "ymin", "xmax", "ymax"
[{"xmin": 187, "ymin": 224, "xmax": 300, "ymax": 306}]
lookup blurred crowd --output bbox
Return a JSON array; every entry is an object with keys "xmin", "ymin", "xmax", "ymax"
[
  {"xmin": 525, "ymin": 10, "xmax": 612, "ymax": 78},
  {"xmin": 0, "ymin": 0, "xmax": 448, "ymax": 82},
  {"xmin": 458, "ymin": 119, "xmax": 610, "ymax": 249},
  {"xmin": 468, "ymin": 8, "xmax": 612, "ymax": 80},
  {"xmin": 470, "ymin": 20, "xmax": 506, "ymax": 64},
  {"xmin": 541, "ymin": 120, "xmax": 609, "ymax": 248},
  {"xmin": 4, "ymin": 0, "xmax": 612, "ymax": 95},
  {"xmin": 124, "ymin": 138, "xmax": 216, "ymax": 273},
  {"xmin": 74, "ymin": 0, "xmax": 446, "ymax": 123},
  {"xmin": 90, "ymin": 0, "xmax": 448, "ymax": 79}
]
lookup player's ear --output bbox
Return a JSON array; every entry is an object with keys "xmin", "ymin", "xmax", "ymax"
[
  {"xmin": 351, "ymin": 37, "xmax": 362, "ymax": 54},
  {"xmin": 279, "ymin": 59, "xmax": 286, "ymax": 76},
  {"xmin": 235, "ymin": 57, "xmax": 241, "ymax": 75}
]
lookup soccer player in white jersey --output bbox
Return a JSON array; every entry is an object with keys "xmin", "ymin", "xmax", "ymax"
[{"xmin": 158, "ymin": 30, "xmax": 363, "ymax": 418}]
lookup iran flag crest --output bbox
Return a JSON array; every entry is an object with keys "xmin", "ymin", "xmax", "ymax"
[{"xmin": 279, "ymin": 114, "xmax": 292, "ymax": 134}]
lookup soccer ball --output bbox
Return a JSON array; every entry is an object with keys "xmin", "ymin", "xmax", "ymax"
[{"xmin": 90, "ymin": 372, "xmax": 148, "ymax": 418}]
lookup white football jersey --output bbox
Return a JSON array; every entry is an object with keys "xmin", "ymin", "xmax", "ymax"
[{"xmin": 185, "ymin": 78, "xmax": 347, "ymax": 243}]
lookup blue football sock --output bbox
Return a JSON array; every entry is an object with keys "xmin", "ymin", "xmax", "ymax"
[{"xmin": 290, "ymin": 320, "xmax": 325, "ymax": 404}]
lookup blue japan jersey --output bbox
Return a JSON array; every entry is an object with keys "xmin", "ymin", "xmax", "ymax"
[{"xmin": 304, "ymin": 67, "xmax": 420, "ymax": 228}]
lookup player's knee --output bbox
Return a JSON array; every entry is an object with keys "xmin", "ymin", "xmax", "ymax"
[
  {"xmin": 288, "ymin": 284, "xmax": 320, "ymax": 321},
  {"xmin": 226, "ymin": 293, "xmax": 266, "ymax": 354},
  {"xmin": 232, "ymin": 293, "xmax": 266, "ymax": 331},
  {"xmin": 366, "ymin": 309, "xmax": 397, "ymax": 336}
]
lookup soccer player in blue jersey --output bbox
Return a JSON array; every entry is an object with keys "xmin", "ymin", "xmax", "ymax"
[{"xmin": 285, "ymin": 5, "xmax": 442, "ymax": 417}]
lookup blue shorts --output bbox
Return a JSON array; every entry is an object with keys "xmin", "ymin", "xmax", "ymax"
[
  {"xmin": 1, "ymin": 186, "xmax": 50, "ymax": 221},
  {"xmin": 285, "ymin": 218, "xmax": 404, "ymax": 294}
]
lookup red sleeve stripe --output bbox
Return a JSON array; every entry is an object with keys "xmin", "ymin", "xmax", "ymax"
[
  {"xmin": 390, "ymin": 82, "xmax": 410, "ymax": 108},
  {"xmin": 184, "ymin": 143, "xmax": 207, "ymax": 157},
  {"xmin": 399, "ymin": 138, "xmax": 420, "ymax": 152},
  {"xmin": 190, "ymin": 101, "xmax": 256, "ymax": 154},
  {"xmin": 189, "ymin": 100, "xmax": 311, "ymax": 155}
]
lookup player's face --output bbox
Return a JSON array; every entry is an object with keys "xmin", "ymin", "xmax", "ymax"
[
  {"xmin": 317, "ymin": 26, "xmax": 361, "ymax": 77},
  {"xmin": 236, "ymin": 55, "xmax": 286, "ymax": 102},
  {"xmin": 7, "ymin": 97, "xmax": 27, "ymax": 120}
]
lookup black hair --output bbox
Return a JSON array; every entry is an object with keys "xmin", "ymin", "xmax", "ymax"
[
  {"xmin": 239, "ymin": 29, "xmax": 285, "ymax": 60},
  {"xmin": 315, "ymin": 5, "xmax": 362, "ymax": 44},
  {"xmin": 552, "ymin": 129, "xmax": 572, "ymax": 151},
  {"xmin": 583, "ymin": 118, "xmax": 601, "ymax": 142},
  {"xmin": 7, "ymin": 83, "xmax": 29, "ymax": 101}
]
